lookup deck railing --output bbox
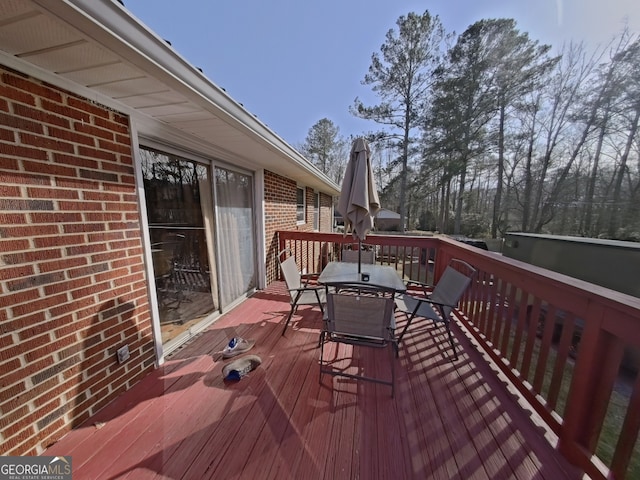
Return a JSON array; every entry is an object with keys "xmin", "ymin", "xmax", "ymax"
[{"xmin": 277, "ymin": 230, "xmax": 640, "ymax": 480}]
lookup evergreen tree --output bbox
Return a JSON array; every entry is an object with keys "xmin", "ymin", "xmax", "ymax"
[
  {"xmin": 299, "ymin": 118, "xmax": 347, "ymax": 184},
  {"xmin": 351, "ymin": 10, "xmax": 449, "ymax": 232},
  {"xmin": 426, "ymin": 19, "xmax": 502, "ymax": 234},
  {"xmin": 486, "ymin": 19, "xmax": 557, "ymax": 237}
]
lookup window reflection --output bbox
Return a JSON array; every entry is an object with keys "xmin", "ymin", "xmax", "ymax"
[{"xmin": 141, "ymin": 148, "xmax": 216, "ymax": 333}]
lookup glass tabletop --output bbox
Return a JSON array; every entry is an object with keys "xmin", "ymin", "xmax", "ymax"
[{"xmin": 318, "ymin": 261, "xmax": 406, "ymax": 292}]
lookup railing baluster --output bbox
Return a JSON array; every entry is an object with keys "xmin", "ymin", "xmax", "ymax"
[
  {"xmin": 478, "ymin": 270, "xmax": 492, "ymax": 335},
  {"xmin": 490, "ymin": 279, "xmax": 508, "ymax": 347},
  {"xmin": 509, "ymin": 290, "xmax": 530, "ymax": 369},
  {"xmin": 499, "ymin": 283, "xmax": 517, "ymax": 356},
  {"xmin": 521, "ymin": 297, "xmax": 542, "ymax": 382},
  {"xmin": 548, "ymin": 312, "xmax": 576, "ymax": 412},
  {"xmin": 533, "ymin": 304, "xmax": 558, "ymax": 395}
]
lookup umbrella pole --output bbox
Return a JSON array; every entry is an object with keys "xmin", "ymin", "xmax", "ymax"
[{"xmin": 358, "ymin": 240, "xmax": 362, "ymax": 274}]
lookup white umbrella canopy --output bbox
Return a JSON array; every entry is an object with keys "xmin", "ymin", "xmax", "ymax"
[{"xmin": 337, "ymin": 137, "xmax": 380, "ymax": 272}]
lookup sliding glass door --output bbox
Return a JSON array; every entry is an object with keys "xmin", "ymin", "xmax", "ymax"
[
  {"xmin": 140, "ymin": 148, "xmax": 257, "ymax": 341},
  {"xmin": 140, "ymin": 147, "xmax": 217, "ymax": 344},
  {"xmin": 214, "ymin": 166, "xmax": 256, "ymax": 308}
]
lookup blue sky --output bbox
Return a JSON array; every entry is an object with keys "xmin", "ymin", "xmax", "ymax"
[{"xmin": 124, "ymin": 0, "xmax": 639, "ymax": 146}]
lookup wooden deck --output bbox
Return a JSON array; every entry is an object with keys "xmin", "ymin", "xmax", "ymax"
[{"xmin": 45, "ymin": 282, "xmax": 584, "ymax": 479}]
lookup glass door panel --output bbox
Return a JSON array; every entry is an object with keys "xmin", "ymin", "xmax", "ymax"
[
  {"xmin": 214, "ymin": 167, "xmax": 256, "ymax": 308},
  {"xmin": 140, "ymin": 147, "xmax": 217, "ymax": 343}
]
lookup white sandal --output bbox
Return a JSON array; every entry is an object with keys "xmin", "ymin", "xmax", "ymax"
[
  {"xmin": 222, "ymin": 337, "xmax": 255, "ymax": 359},
  {"xmin": 223, "ymin": 355, "xmax": 262, "ymax": 381}
]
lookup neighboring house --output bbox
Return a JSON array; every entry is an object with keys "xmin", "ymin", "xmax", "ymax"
[
  {"xmin": 0, "ymin": 0, "xmax": 339, "ymax": 455},
  {"xmin": 375, "ymin": 208, "xmax": 401, "ymax": 231}
]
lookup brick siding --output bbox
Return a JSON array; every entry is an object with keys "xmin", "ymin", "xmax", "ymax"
[
  {"xmin": 263, "ymin": 171, "xmax": 333, "ymax": 283},
  {"xmin": 0, "ymin": 64, "xmax": 333, "ymax": 455},
  {"xmin": 0, "ymin": 66, "xmax": 154, "ymax": 455}
]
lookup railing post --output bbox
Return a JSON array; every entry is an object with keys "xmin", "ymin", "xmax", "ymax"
[
  {"xmin": 433, "ymin": 247, "xmax": 450, "ymax": 283},
  {"xmin": 612, "ymin": 373, "xmax": 640, "ymax": 478},
  {"xmin": 560, "ymin": 303, "xmax": 624, "ymax": 478},
  {"xmin": 277, "ymin": 232, "xmax": 286, "ymax": 281}
]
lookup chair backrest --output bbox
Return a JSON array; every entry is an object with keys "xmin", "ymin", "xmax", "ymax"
[
  {"xmin": 341, "ymin": 249, "xmax": 375, "ymax": 264},
  {"xmin": 326, "ymin": 290, "xmax": 395, "ymax": 340},
  {"xmin": 430, "ymin": 260, "xmax": 475, "ymax": 318},
  {"xmin": 278, "ymin": 251, "xmax": 302, "ymax": 300}
]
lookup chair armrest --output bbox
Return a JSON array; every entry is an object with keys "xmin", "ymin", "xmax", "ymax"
[
  {"xmin": 397, "ymin": 295, "xmax": 456, "ymax": 321},
  {"xmin": 301, "ymin": 272, "xmax": 322, "ymax": 278},
  {"xmin": 288, "ymin": 285, "xmax": 324, "ymax": 294},
  {"xmin": 401, "ymin": 294, "xmax": 455, "ymax": 310},
  {"xmin": 426, "ymin": 298, "xmax": 456, "ymax": 309},
  {"xmin": 406, "ymin": 279, "xmax": 432, "ymax": 287},
  {"xmin": 301, "ymin": 272, "xmax": 321, "ymax": 285},
  {"xmin": 405, "ymin": 280, "xmax": 433, "ymax": 296}
]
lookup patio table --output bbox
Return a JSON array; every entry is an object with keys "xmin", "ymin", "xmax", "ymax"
[{"xmin": 318, "ymin": 261, "xmax": 406, "ymax": 292}]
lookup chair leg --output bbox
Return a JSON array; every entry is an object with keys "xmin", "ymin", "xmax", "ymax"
[
  {"xmin": 444, "ymin": 321, "xmax": 458, "ymax": 360},
  {"xmin": 282, "ymin": 305, "xmax": 296, "ymax": 336},
  {"xmin": 389, "ymin": 342, "xmax": 396, "ymax": 398},
  {"xmin": 395, "ymin": 313, "xmax": 415, "ymax": 357},
  {"xmin": 392, "ymin": 328, "xmax": 399, "ymax": 358},
  {"xmin": 315, "ymin": 290, "xmax": 324, "ymax": 316},
  {"xmin": 319, "ymin": 334, "xmax": 326, "ymax": 383}
]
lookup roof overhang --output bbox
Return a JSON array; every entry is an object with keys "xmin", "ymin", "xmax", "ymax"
[{"xmin": 0, "ymin": 0, "xmax": 340, "ymax": 195}]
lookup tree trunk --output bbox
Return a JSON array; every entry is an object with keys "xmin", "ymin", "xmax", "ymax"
[
  {"xmin": 583, "ymin": 121, "xmax": 606, "ymax": 235},
  {"xmin": 454, "ymin": 166, "xmax": 467, "ymax": 235},
  {"xmin": 491, "ymin": 103, "xmax": 506, "ymax": 238},
  {"xmin": 521, "ymin": 110, "xmax": 537, "ymax": 231},
  {"xmin": 398, "ymin": 113, "xmax": 411, "ymax": 233},
  {"xmin": 607, "ymin": 106, "xmax": 640, "ymax": 237},
  {"xmin": 438, "ymin": 180, "xmax": 446, "ymax": 232}
]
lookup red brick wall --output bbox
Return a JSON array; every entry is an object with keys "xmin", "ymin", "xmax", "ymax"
[
  {"xmin": 0, "ymin": 66, "xmax": 155, "ymax": 455},
  {"xmin": 263, "ymin": 171, "xmax": 333, "ymax": 283},
  {"xmin": 320, "ymin": 189, "xmax": 333, "ymax": 232}
]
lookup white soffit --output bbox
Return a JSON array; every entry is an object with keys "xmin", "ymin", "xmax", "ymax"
[{"xmin": 0, "ymin": 0, "xmax": 339, "ymax": 195}]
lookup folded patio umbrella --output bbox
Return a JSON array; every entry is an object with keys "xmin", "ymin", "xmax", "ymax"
[{"xmin": 337, "ymin": 137, "xmax": 380, "ymax": 273}]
